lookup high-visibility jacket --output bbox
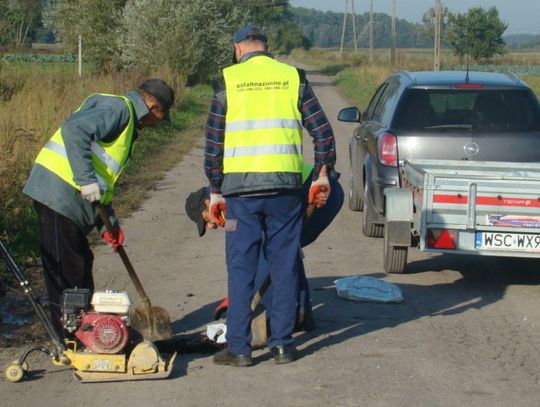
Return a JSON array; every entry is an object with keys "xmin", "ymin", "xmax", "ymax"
[
  {"xmin": 221, "ymin": 55, "xmax": 304, "ymax": 195},
  {"xmin": 34, "ymin": 94, "xmax": 135, "ymax": 204}
]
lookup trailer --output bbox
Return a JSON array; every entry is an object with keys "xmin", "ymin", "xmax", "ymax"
[{"xmin": 383, "ymin": 159, "xmax": 540, "ymax": 273}]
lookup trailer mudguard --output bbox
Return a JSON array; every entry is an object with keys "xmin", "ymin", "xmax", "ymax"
[{"xmin": 384, "ymin": 188, "xmax": 413, "ymax": 246}]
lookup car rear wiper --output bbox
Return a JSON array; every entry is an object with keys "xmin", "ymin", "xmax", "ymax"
[{"xmin": 425, "ymin": 124, "xmax": 474, "ymax": 130}]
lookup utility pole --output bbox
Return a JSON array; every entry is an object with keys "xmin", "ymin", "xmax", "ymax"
[
  {"xmin": 351, "ymin": 0, "xmax": 358, "ymax": 52},
  {"xmin": 391, "ymin": 0, "xmax": 396, "ymax": 65},
  {"xmin": 340, "ymin": 0, "xmax": 358, "ymax": 56},
  {"xmin": 339, "ymin": 0, "xmax": 348, "ymax": 57},
  {"xmin": 78, "ymin": 34, "xmax": 82, "ymax": 77},
  {"xmin": 369, "ymin": 0, "xmax": 374, "ymax": 63},
  {"xmin": 434, "ymin": 0, "xmax": 441, "ymax": 71}
]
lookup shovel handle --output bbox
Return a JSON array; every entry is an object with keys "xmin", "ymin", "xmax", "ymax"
[
  {"xmin": 95, "ymin": 203, "xmax": 150, "ymax": 304},
  {"xmin": 305, "ymin": 203, "xmax": 315, "ymax": 221}
]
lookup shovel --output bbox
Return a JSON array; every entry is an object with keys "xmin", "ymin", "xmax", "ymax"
[{"xmin": 96, "ymin": 204, "xmax": 172, "ymax": 341}]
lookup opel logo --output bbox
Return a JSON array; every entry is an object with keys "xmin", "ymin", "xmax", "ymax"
[{"xmin": 463, "ymin": 142, "xmax": 479, "ymax": 156}]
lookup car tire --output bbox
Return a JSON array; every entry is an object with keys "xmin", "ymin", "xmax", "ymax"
[
  {"xmin": 383, "ymin": 224, "xmax": 408, "ymax": 273},
  {"xmin": 348, "ymin": 143, "xmax": 363, "ymax": 211},
  {"xmin": 362, "ymin": 183, "xmax": 384, "ymax": 238}
]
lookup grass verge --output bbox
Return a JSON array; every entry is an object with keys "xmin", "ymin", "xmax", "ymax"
[{"xmin": 0, "ymin": 84, "xmax": 211, "ymax": 279}]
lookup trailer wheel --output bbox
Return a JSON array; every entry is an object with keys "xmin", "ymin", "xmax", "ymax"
[
  {"xmin": 5, "ymin": 363, "xmax": 25, "ymax": 382},
  {"xmin": 362, "ymin": 183, "xmax": 384, "ymax": 238},
  {"xmin": 383, "ymin": 228, "xmax": 408, "ymax": 274}
]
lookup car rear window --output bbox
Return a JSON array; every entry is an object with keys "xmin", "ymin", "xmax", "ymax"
[{"xmin": 392, "ymin": 88, "xmax": 540, "ymax": 132}]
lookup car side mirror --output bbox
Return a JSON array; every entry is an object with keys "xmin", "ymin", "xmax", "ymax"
[{"xmin": 338, "ymin": 107, "xmax": 362, "ymax": 123}]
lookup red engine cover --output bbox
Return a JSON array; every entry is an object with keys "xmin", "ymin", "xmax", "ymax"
[{"xmin": 75, "ymin": 312, "xmax": 129, "ymax": 354}]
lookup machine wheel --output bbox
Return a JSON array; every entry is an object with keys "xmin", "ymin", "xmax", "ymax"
[
  {"xmin": 11, "ymin": 360, "xmax": 29, "ymax": 372},
  {"xmin": 5, "ymin": 363, "xmax": 25, "ymax": 382},
  {"xmin": 383, "ymin": 226, "xmax": 408, "ymax": 274},
  {"xmin": 362, "ymin": 183, "xmax": 384, "ymax": 238},
  {"xmin": 348, "ymin": 144, "xmax": 363, "ymax": 211}
]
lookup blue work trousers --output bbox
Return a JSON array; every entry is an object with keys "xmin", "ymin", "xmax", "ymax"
[
  {"xmin": 257, "ymin": 176, "xmax": 345, "ymax": 316},
  {"xmin": 225, "ymin": 191, "xmax": 303, "ymax": 355}
]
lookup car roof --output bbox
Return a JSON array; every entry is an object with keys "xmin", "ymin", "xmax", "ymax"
[{"xmin": 394, "ymin": 70, "xmax": 528, "ymax": 88}]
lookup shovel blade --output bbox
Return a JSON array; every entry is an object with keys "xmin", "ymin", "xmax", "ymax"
[
  {"xmin": 250, "ymin": 303, "xmax": 268, "ymax": 349},
  {"xmin": 129, "ymin": 305, "xmax": 172, "ymax": 342}
]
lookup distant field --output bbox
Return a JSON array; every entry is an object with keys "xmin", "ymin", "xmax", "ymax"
[{"xmin": 291, "ymin": 48, "xmax": 540, "ymax": 107}]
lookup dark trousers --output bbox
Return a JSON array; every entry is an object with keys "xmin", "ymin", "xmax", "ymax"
[
  {"xmin": 34, "ymin": 201, "xmax": 94, "ymax": 337},
  {"xmin": 258, "ymin": 176, "xmax": 345, "ymax": 316},
  {"xmin": 225, "ymin": 191, "xmax": 303, "ymax": 355}
]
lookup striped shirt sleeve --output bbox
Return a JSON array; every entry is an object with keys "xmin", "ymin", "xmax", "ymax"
[
  {"xmin": 301, "ymin": 84, "xmax": 336, "ymax": 181},
  {"xmin": 204, "ymin": 95, "xmax": 226, "ymax": 194}
]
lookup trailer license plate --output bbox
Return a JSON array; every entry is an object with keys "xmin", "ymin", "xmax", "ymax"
[{"xmin": 475, "ymin": 232, "xmax": 540, "ymax": 252}]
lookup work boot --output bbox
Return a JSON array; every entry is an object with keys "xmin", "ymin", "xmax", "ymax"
[
  {"xmin": 213, "ymin": 348, "xmax": 253, "ymax": 367},
  {"xmin": 271, "ymin": 345, "xmax": 297, "ymax": 365}
]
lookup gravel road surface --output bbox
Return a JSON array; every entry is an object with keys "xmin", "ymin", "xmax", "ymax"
[{"xmin": 1, "ymin": 64, "xmax": 539, "ymax": 407}]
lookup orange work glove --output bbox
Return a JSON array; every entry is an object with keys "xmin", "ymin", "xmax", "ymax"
[
  {"xmin": 308, "ymin": 165, "xmax": 331, "ymax": 208},
  {"xmin": 102, "ymin": 226, "xmax": 125, "ymax": 251},
  {"xmin": 209, "ymin": 193, "xmax": 226, "ymax": 227}
]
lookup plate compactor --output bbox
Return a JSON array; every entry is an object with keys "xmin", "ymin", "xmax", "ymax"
[{"xmin": 1, "ymin": 240, "xmax": 176, "ymax": 383}]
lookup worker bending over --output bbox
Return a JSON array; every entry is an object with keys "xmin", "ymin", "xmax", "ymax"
[
  {"xmin": 186, "ymin": 163, "xmax": 343, "ymax": 333},
  {"xmin": 24, "ymin": 79, "xmax": 174, "ymax": 337}
]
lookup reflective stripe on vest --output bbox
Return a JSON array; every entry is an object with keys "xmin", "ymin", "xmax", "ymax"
[
  {"xmin": 34, "ymin": 94, "xmax": 135, "ymax": 204},
  {"xmin": 223, "ymin": 56, "xmax": 303, "ymax": 174}
]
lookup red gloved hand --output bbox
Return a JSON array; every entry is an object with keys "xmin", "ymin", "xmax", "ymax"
[
  {"xmin": 213, "ymin": 297, "xmax": 229, "ymax": 320},
  {"xmin": 308, "ymin": 165, "xmax": 331, "ymax": 208},
  {"xmin": 209, "ymin": 193, "xmax": 226, "ymax": 227},
  {"xmin": 102, "ymin": 226, "xmax": 124, "ymax": 251}
]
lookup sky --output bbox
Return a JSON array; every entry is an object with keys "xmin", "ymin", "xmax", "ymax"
[{"xmin": 289, "ymin": 0, "xmax": 540, "ymax": 35}]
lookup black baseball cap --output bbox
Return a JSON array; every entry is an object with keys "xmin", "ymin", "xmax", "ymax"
[
  {"xmin": 233, "ymin": 24, "xmax": 267, "ymax": 44},
  {"xmin": 185, "ymin": 187, "xmax": 210, "ymax": 237},
  {"xmin": 138, "ymin": 79, "xmax": 174, "ymax": 119}
]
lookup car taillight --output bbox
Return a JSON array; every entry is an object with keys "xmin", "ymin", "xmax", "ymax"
[
  {"xmin": 427, "ymin": 229, "xmax": 458, "ymax": 249},
  {"xmin": 377, "ymin": 132, "xmax": 398, "ymax": 167}
]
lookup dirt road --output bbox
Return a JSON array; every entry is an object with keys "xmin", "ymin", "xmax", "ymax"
[{"xmin": 1, "ymin": 66, "xmax": 539, "ymax": 407}]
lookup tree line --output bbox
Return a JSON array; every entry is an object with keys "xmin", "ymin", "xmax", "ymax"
[
  {"xmin": 0, "ymin": 0, "xmax": 307, "ymax": 83},
  {"xmin": 291, "ymin": 7, "xmax": 431, "ymax": 49},
  {"xmin": 0, "ymin": 1, "xmax": 537, "ymax": 82},
  {"xmin": 291, "ymin": 5, "xmax": 534, "ymax": 62}
]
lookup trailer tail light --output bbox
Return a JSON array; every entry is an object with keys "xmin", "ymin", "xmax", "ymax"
[
  {"xmin": 378, "ymin": 132, "xmax": 398, "ymax": 167},
  {"xmin": 427, "ymin": 229, "xmax": 458, "ymax": 249}
]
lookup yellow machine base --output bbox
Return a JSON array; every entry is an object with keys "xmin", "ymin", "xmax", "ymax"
[
  {"xmin": 73, "ymin": 352, "xmax": 177, "ymax": 383},
  {"xmin": 56, "ymin": 340, "xmax": 177, "ymax": 383}
]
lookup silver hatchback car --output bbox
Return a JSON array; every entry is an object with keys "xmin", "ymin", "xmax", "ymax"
[{"xmin": 338, "ymin": 70, "xmax": 540, "ymax": 237}]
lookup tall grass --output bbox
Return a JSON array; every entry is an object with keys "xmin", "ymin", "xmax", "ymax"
[{"xmin": 0, "ymin": 60, "xmax": 201, "ymax": 260}]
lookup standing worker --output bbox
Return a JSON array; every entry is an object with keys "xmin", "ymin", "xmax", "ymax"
[
  {"xmin": 23, "ymin": 79, "xmax": 174, "ymax": 338},
  {"xmin": 204, "ymin": 24, "xmax": 336, "ymax": 366}
]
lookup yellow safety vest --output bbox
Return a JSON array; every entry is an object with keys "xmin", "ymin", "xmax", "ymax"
[
  {"xmin": 34, "ymin": 94, "xmax": 135, "ymax": 204},
  {"xmin": 223, "ymin": 56, "xmax": 303, "ymax": 175}
]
